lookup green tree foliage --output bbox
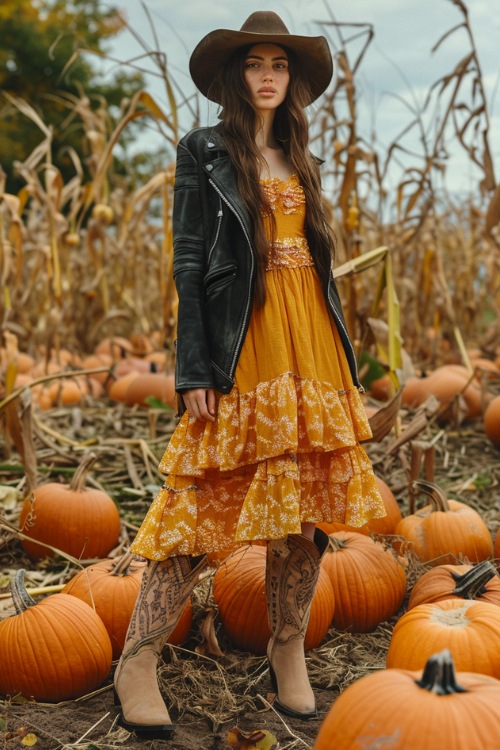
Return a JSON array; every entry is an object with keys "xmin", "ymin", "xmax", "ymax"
[{"xmin": 0, "ymin": 0, "xmax": 144, "ymax": 193}]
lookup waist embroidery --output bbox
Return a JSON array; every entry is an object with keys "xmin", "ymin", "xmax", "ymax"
[{"xmin": 266, "ymin": 237, "xmax": 315, "ymax": 270}]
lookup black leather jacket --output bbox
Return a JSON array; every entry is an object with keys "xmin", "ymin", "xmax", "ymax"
[{"xmin": 172, "ymin": 125, "xmax": 361, "ymax": 394}]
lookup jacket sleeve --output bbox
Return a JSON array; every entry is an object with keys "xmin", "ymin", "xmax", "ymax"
[{"xmin": 172, "ymin": 141, "xmax": 215, "ymax": 392}]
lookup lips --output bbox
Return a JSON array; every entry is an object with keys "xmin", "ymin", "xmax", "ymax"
[{"xmin": 258, "ymin": 87, "xmax": 276, "ymax": 94}]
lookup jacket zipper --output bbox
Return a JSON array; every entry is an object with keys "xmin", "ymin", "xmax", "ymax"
[
  {"xmin": 204, "ymin": 263, "xmax": 237, "ymax": 295},
  {"xmin": 208, "ymin": 178, "xmax": 255, "ymax": 379},
  {"xmin": 208, "ymin": 199, "xmax": 223, "ymax": 266}
]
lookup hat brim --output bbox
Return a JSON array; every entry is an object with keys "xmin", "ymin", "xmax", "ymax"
[{"xmin": 189, "ymin": 28, "xmax": 333, "ymax": 106}]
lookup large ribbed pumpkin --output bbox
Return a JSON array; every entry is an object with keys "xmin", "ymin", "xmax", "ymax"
[
  {"xmin": 320, "ymin": 531, "xmax": 407, "ymax": 632},
  {"xmin": 19, "ymin": 453, "xmax": 121, "ymax": 560},
  {"xmin": 62, "ymin": 554, "xmax": 192, "ymax": 658},
  {"xmin": 314, "ymin": 649, "xmax": 500, "ymax": 750},
  {"xmin": 407, "ymin": 560, "xmax": 500, "ymax": 610},
  {"xmin": 386, "ymin": 599, "xmax": 500, "ymax": 678},
  {"xmin": 317, "ymin": 476, "xmax": 402, "ymax": 537},
  {"xmin": 61, "ymin": 553, "xmax": 145, "ymax": 659},
  {"xmin": 212, "ymin": 544, "xmax": 335, "ymax": 655},
  {"xmin": 395, "ymin": 480, "xmax": 492, "ymax": 566},
  {"xmin": 0, "ymin": 570, "xmax": 112, "ymax": 702}
]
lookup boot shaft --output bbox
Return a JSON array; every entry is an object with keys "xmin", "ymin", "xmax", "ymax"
[
  {"xmin": 266, "ymin": 529, "xmax": 328, "ymax": 642},
  {"xmin": 123, "ymin": 554, "xmax": 207, "ymax": 659}
]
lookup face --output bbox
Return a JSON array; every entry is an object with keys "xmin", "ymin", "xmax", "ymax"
[{"xmin": 243, "ymin": 43, "xmax": 290, "ymax": 113}]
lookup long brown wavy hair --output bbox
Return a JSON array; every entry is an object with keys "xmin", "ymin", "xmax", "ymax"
[{"xmin": 212, "ymin": 44, "xmax": 335, "ymax": 307}]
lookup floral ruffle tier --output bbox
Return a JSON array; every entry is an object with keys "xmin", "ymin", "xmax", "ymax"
[{"xmin": 131, "ymin": 174, "xmax": 385, "ymax": 560}]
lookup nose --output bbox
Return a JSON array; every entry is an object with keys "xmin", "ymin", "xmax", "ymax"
[{"xmin": 261, "ymin": 64, "xmax": 273, "ymax": 80}]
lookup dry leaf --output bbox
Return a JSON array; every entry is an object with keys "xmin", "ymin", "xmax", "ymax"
[
  {"xmin": 0, "ymin": 485, "xmax": 18, "ymax": 510},
  {"xmin": 21, "ymin": 734, "xmax": 38, "ymax": 746},
  {"xmin": 367, "ymin": 388, "xmax": 402, "ymax": 442},
  {"xmin": 195, "ymin": 607, "xmax": 224, "ymax": 657},
  {"xmin": 226, "ymin": 726, "xmax": 278, "ymax": 750}
]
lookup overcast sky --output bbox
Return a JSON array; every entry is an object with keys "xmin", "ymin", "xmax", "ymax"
[{"xmin": 103, "ymin": 0, "xmax": 500, "ymax": 196}]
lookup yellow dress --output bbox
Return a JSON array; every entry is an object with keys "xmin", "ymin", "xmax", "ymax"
[{"xmin": 131, "ymin": 174, "xmax": 385, "ymax": 560}]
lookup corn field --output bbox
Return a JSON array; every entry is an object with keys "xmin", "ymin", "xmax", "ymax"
[{"xmin": 0, "ymin": 0, "xmax": 498, "ymax": 381}]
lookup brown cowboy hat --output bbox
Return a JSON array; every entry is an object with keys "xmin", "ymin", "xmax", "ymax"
[{"xmin": 189, "ymin": 11, "xmax": 333, "ymax": 106}]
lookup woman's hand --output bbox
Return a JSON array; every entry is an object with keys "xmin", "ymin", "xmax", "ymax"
[{"xmin": 182, "ymin": 388, "xmax": 217, "ymax": 422}]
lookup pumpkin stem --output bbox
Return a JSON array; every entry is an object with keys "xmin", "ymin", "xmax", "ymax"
[
  {"xmin": 327, "ymin": 535, "xmax": 348, "ymax": 552},
  {"xmin": 411, "ymin": 480, "xmax": 450, "ymax": 513},
  {"xmin": 451, "ymin": 560, "xmax": 498, "ymax": 599},
  {"xmin": 11, "ymin": 569, "xmax": 37, "ymax": 614},
  {"xmin": 69, "ymin": 452, "xmax": 98, "ymax": 492},
  {"xmin": 415, "ymin": 649, "xmax": 468, "ymax": 695},
  {"xmin": 111, "ymin": 551, "xmax": 135, "ymax": 577}
]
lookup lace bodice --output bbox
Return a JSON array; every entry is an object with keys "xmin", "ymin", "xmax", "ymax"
[{"xmin": 261, "ymin": 174, "xmax": 314, "ymax": 271}]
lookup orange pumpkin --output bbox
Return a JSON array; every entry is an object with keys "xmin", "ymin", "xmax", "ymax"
[
  {"xmin": 0, "ymin": 570, "xmax": 112, "ymax": 702},
  {"xmin": 19, "ymin": 453, "xmax": 121, "ymax": 560},
  {"xmin": 144, "ymin": 350, "xmax": 168, "ymax": 370},
  {"xmin": 368, "ymin": 374, "xmax": 393, "ymax": 401},
  {"xmin": 386, "ymin": 598, "xmax": 500, "ymax": 677},
  {"xmin": 484, "ymin": 395, "xmax": 500, "ymax": 446},
  {"xmin": 35, "ymin": 347, "xmax": 83, "ymax": 369},
  {"xmin": 128, "ymin": 331, "xmax": 154, "ymax": 357},
  {"xmin": 314, "ymin": 649, "xmax": 500, "ymax": 750},
  {"xmin": 401, "ymin": 375, "xmax": 431, "ymax": 409},
  {"xmin": 62, "ymin": 554, "xmax": 146, "ymax": 659},
  {"xmin": 124, "ymin": 372, "xmax": 176, "ymax": 409},
  {"xmin": 423, "ymin": 365, "xmax": 483, "ymax": 420},
  {"xmin": 94, "ymin": 336, "xmax": 132, "ymax": 361},
  {"xmin": 107, "ymin": 370, "xmax": 140, "ymax": 401},
  {"xmin": 81, "ymin": 353, "xmax": 113, "ymax": 386},
  {"xmin": 48, "ymin": 377, "xmax": 88, "ymax": 406},
  {"xmin": 62, "ymin": 554, "xmax": 192, "ymax": 658},
  {"xmin": 320, "ymin": 531, "xmax": 407, "ymax": 632},
  {"xmin": 113, "ymin": 357, "xmax": 152, "ymax": 378},
  {"xmin": 471, "ymin": 357, "xmax": 500, "ymax": 380},
  {"xmin": 395, "ymin": 480, "xmax": 493, "ymax": 566},
  {"xmin": 494, "ymin": 526, "xmax": 500, "ymax": 562},
  {"xmin": 212, "ymin": 544, "xmax": 335, "ymax": 655},
  {"xmin": 407, "ymin": 560, "xmax": 500, "ymax": 610},
  {"xmin": 10, "ymin": 351, "xmax": 35, "ymax": 374}
]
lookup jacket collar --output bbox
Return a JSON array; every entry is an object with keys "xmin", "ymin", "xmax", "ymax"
[{"xmin": 204, "ymin": 124, "xmax": 228, "ymax": 156}]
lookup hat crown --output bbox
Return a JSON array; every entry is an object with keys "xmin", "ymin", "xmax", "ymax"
[
  {"xmin": 189, "ymin": 11, "xmax": 333, "ymax": 106},
  {"xmin": 239, "ymin": 11, "xmax": 290, "ymax": 36}
]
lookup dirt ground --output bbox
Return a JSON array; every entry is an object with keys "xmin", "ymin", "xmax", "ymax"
[
  {"xmin": 0, "ymin": 623, "xmax": 393, "ymax": 750},
  {"xmin": 1, "ymin": 394, "xmax": 500, "ymax": 750}
]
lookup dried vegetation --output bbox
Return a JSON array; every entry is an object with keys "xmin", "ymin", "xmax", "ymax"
[{"xmin": 1, "ymin": 1, "xmax": 500, "ymax": 748}]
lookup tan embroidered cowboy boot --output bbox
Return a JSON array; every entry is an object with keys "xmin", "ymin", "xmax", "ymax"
[
  {"xmin": 114, "ymin": 554, "xmax": 207, "ymax": 738},
  {"xmin": 266, "ymin": 529, "xmax": 328, "ymax": 719}
]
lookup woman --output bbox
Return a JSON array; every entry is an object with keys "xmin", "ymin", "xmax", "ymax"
[{"xmin": 114, "ymin": 10, "xmax": 386, "ymax": 738}]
